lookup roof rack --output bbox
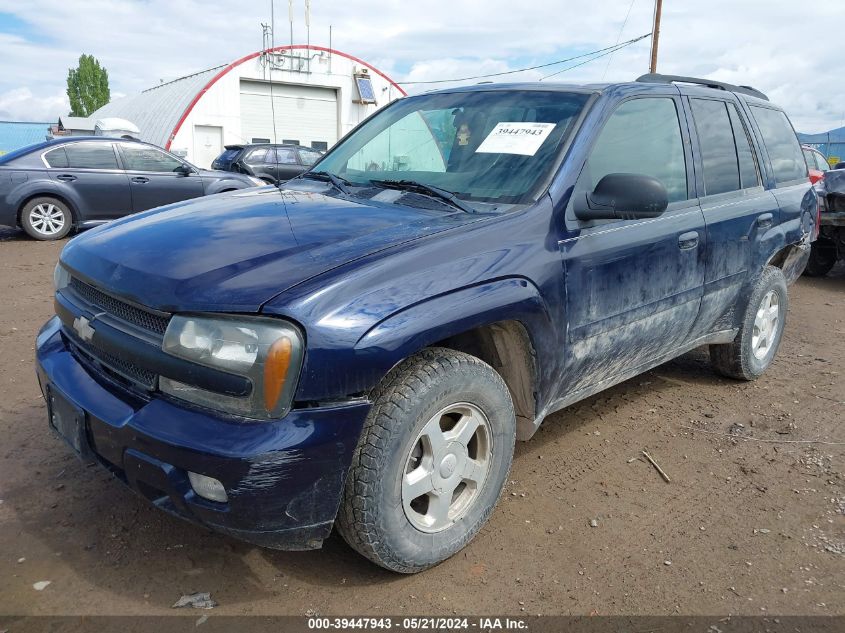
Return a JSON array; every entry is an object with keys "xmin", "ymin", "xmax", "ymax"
[{"xmin": 636, "ymin": 73, "xmax": 769, "ymax": 101}]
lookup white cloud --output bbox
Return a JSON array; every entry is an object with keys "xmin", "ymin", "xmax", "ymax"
[
  {"xmin": 0, "ymin": 87, "xmax": 68, "ymax": 122},
  {"xmin": 1, "ymin": 0, "xmax": 843, "ymax": 131}
]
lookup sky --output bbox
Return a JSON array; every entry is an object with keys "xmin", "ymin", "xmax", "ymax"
[{"xmin": 0, "ymin": 0, "xmax": 842, "ymax": 133}]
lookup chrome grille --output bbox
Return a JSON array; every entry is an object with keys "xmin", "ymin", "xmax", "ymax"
[{"xmin": 69, "ymin": 277, "xmax": 170, "ymax": 336}]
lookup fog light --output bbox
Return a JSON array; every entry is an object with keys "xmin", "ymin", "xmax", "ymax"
[{"xmin": 188, "ymin": 471, "xmax": 228, "ymax": 503}]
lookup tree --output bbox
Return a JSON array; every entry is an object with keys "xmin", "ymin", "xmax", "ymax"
[{"xmin": 66, "ymin": 54, "xmax": 110, "ymax": 117}]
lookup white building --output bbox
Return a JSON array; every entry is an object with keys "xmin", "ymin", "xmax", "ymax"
[{"xmin": 92, "ymin": 45, "xmax": 406, "ymax": 168}]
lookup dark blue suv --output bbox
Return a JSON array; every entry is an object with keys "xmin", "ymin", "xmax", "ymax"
[{"xmin": 35, "ymin": 74, "xmax": 817, "ymax": 573}]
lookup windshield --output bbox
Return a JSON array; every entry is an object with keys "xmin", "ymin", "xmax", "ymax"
[{"xmin": 316, "ymin": 90, "xmax": 589, "ymax": 207}]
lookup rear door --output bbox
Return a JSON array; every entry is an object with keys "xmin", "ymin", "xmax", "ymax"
[
  {"xmin": 560, "ymin": 91, "xmax": 707, "ymax": 394},
  {"xmin": 269, "ymin": 147, "xmax": 304, "ymax": 182},
  {"xmin": 45, "ymin": 141, "xmax": 132, "ymax": 220},
  {"xmin": 118, "ymin": 143, "xmax": 204, "ymax": 212},
  {"xmin": 681, "ymin": 93, "xmax": 778, "ymax": 338},
  {"xmin": 239, "ymin": 146, "xmax": 272, "ymax": 181}
]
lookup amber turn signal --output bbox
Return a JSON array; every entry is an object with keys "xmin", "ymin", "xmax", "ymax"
[{"xmin": 263, "ymin": 336, "xmax": 293, "ymax": 411}]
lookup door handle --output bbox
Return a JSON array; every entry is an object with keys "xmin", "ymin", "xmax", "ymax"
[
  {"xmin": 757, "ymin": 213, "xmax": 773, "ymax": 229},
  {"xmin": 131, "ymin": 177, "xmax": 150, "ymax": 184},
  {"xmin": 56, "ymin": 174, "xmax": 77, "ymax": 182},
  {"xmin": 678, "ymin": 231, "xmax": 699, "ymax": 250}
]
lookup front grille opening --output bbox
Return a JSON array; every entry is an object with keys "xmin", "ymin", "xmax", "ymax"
[
  {"xmin": 69, "ymin": 277, "xmax": 170, "ymax": 336},
  {"xmin": 69, "ymin": 339, "xmax": 156, "ymax": 392}
]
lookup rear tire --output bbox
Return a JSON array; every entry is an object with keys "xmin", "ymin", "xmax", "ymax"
[
  {"xmin": 20, "ymin": 197, "xmax": 72, "ymax": 241},
  {"xmin": 802, "ymin": 239, "xmax": 837, "ymax": 277},
  {"xmin": 337, "ymin": 348, "xmax": 516, "ymax": 573},
  {"xmin": 710, "ymin": 266, "xmax": 788, "ymax": 380}
]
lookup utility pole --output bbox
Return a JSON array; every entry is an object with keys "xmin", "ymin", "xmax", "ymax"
[{"xmin": 649, "ymin": 0, "xmax": 663, "ymax": 74}]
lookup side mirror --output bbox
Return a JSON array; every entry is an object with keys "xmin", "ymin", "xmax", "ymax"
[
  {"xmin": 175, "ymin": 163, "xmax": 193, "ymax": 176},
  {"xmin": 573, "ymin": 173, "xmax": 669, "ymax": 221}
]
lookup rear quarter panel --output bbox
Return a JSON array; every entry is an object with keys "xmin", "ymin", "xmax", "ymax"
[{"xmin": 0, "ymin": 167, "xmax": 84, "ymax": 226}]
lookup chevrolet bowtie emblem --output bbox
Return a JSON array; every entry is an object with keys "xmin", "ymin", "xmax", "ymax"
[{"xmin": 72, "ymin": 316, "xmax": 96, "ymax": 343}]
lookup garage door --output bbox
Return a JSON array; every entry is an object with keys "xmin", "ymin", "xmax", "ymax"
[{"xmin": 240, "ymin": 80, "xmax": 338, "ymax": 149}]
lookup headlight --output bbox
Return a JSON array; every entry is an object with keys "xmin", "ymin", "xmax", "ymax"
[
  {"xmin": 53, "ymin": 263, "xmax": 70, "ymax": 291},
  {"xmin": 160, "ymin": 315, "xmax": 304, "ymax": 420},
  {"xmin": 247, "ymin": 176, "xmax": 266, "ymax": 186}
]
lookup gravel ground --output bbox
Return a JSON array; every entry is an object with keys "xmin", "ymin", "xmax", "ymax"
[{"xmin": 0, "ymin": 226, "xmax": 843, "ymax": 616}]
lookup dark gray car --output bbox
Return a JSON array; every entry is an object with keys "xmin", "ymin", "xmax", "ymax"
[
  {"xmin": 211, "ymin": 143, "xmax": 323, "ymax": 184},
  {"xmin": 0, "ymin": 137, "xmax": 259, "ymax": 240}
]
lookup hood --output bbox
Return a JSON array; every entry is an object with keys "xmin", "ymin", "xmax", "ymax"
[{"xmin": 61, "ymin": 187, "xmax": 479, "ymax": 312}]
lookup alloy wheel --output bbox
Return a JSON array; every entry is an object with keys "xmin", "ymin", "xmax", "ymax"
[{"xmin": 401, "ymin": 402, "xmax": 492, "ymax": 533}]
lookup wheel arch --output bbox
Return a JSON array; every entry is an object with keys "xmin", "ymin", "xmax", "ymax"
[
  {"xmin": 17, "ymin": 191, "xmax": 79, "ymax": 227},
  {"xmin": 434, "ymin": 320, "xmax": 538, "ymax": 441},
  {"xmin": 353, "ymin": 277, "xmax": 554, "ymax": 440}
]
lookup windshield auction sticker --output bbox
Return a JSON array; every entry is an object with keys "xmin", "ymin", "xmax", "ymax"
[{"xmin": 475, "ymin": 122, "xmax": 556, "ymax": 156}]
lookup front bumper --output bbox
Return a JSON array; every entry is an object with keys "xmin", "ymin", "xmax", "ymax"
[{"xmin": 35, "ymin": 316, "xmax": 369, "ymax": 550}]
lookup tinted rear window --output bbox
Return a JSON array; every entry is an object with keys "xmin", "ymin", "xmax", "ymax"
[
  {"xmin": 690, "ymin": 99, "xmax": 761, "ymax": 195},
  {"xmin": 728, "ymin": 104, "xmax": 760, "ymax": 189},
  {"xmin": 749, "ymin": 106, "xmax": 806, "ymax": 184},
  {"xmin": 691, "ymin": 99, "xmax": 740, "ymax": 196},
  {"xmin": 44, "ymin": 147, "xmax": 69, "ymax": 168},
  {"xmin": 63, "ymin": 143, "xmax": 119, "ymax": 169},
  {"xmin": 217, "ymin": 148, "xmax": 241, "ymax": 163}
]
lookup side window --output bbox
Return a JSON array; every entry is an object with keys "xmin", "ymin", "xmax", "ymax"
[
  {"xmin": 815, "ymin": 152, "xmax": 829, "ymax": 171},
  {"xmin": 749, "ymin": 106, "xmax": 807, "ymax": 184},
  {"xmin": 270, "ymin": 148, "xmax": 298, "ymax": 165},
  {"xmin": 244, "ymin": 148, "xmax": 268, "ymax": 165},
  {"xmin": 727, "ymin": 104, "xmax": 761, "ymax": 189},
  {"xmin": 43, "ymin": 147, "xmax": 69, "ymax": 168},
  {"xmin": 298, "ymin": 149, "xmax": 322, "ymax": 166},
  {"xmin": 121, "ymin": 145, "xmax": 184, "ymax": 172},
  {"xmin": 63, "ymin": 143, "xmax": 119, "ymax": 170},
  {"xmin": 583, "ymin": 98, "xmax": 687, "ymax": 203},
  {"xmin": 690, "ymin": 99, "xmax": 740, "ymax": 195}
]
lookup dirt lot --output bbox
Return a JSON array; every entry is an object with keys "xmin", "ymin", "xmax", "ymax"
[{"xmin": 0, "ymin": 226, "xmax": 842, "ymax": 617}]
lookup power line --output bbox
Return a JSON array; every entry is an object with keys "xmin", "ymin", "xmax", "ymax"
[
  {"xmin": 541, "ymin": 33, "xmax": 650, "ymax": 80},
  {"xmin": 398, "ymin": 33, "xmax": 652, "ymax": 85},
  {"xmin": 602, "ymin": 0, "xmax": 638, "ymax": 80}
]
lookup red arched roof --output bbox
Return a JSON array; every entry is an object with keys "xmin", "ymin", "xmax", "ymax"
[{"xmin": 165, "ymin": 45, "xmax": 406, "ymax": 149}]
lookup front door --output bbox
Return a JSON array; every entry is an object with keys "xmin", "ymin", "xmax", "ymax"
[
  {"xmin": 46, "ymin": 141, "xmax": 132, "ymax": 220},
  {"xmin": 118, "ymin": 143, "xmax": 204, "ymax": 212},
  {"xmin": 560, "ymin": 95, "xmax": 706, "ymax": 395}
]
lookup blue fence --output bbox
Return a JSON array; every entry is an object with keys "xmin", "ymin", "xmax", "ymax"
[{"xmin": 0, "ymin": 121, "xmax": 50, "ymax": 154}]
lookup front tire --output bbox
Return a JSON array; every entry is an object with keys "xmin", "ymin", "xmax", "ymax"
[
  {"xmin": 337, "ymin": 348, "xmax": 516, "ymax": 573},
  {"xmin": 802, "ymin": 239, "xmax": 837, "ymax": 277},
  {"xmin": 710, "ymin": 266, "xmax": 788, "ymax": 380},
  {"xmin": 20, "ymin": 197, "xmax": 72, "ymax": 240}
]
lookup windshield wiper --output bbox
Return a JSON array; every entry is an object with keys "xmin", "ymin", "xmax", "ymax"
[
  {"xmin": 294, "ymin": 170, "xmax": 352, "ymax": 194},
  {"xmin": 369, "ymin": 179, "xmax": 475, "ymax": 214}
]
